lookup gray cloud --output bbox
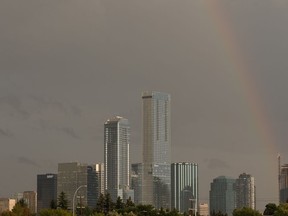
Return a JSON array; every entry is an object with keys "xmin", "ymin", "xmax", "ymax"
[
  {"xmin": 61, "ymin": 127, "xmax": 80, "ymax": 139},
  {"xmin": 0, "ymin": 95, "xmax": 29, "ymax": 118},
  {"xmin": 17, "ymin": 157, "xmax": 40, "ymax": 168},
  {"xmin": 0, "ymin": 128, "xmax": 13, "ymax": 138}
]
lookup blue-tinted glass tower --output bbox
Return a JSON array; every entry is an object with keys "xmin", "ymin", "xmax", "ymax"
[{"xmin": 209, "ymin": 176, "xmax": 236, "ymax": 216}]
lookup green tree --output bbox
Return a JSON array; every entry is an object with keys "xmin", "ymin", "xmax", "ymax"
[
  {"xmin": 125, "ymin": 197, "xmax": 134, "ymax": 208},
  {"xmin": 211, "ymin": 210, "xmax": 227, "ymax": 216},
  {"xmin": 50, "ymin": 199, "xmax": 57, "ymax": 209},
  {"xmin": 115, "ymin": 197, "xmax": 124, "ymax": 210},
  {"xmin": 39, "ymin": 209, "xmax": 72, "ymax": 216},
  {"xmin": 233, "ymin": 207, "xmax": 261, "ymax": 216},
  {"xmin": 104, "ymin": 193, "xmax": 114, "ymax": 214},
  {"xmin": 0, "ymin": 210, "xmax": 14, "ymax": 216},
  {"xmin": 12, "ymin": 201, "xmax": 31, "ymax": 216},
  {"xmin": 96, "ymin": 193, "xmax": 106, "ymax": 213},
  {"xmin": 263, "ymin": 203, "xmax": 277, "ymax": 215},
  {"xmin": 58, "ymin": 192, "xmax": 68, "ymax": 210},
  {"xmin": 274, "ymin": 203, "xmax": 288, "ymax": 216}
]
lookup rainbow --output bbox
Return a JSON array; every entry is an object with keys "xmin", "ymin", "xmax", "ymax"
[{"xmin": 200, "ymin": 1, "xmax": 278, "ymax": 161}]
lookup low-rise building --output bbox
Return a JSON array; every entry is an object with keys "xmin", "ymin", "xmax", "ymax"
[
  {"xmin": 199, "ymin": 203, "xmax": 209, "ymax": 216},
  {"xmin": 0, "ymin": 198, "xmax": 16, "ymax": 213}
]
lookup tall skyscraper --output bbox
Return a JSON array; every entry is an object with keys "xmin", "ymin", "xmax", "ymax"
[
  {"xmin": 57, "ymin": 162, "xmax": 97, "ymax": 210},
  {"xmin": 280, "ymin": 164, "xmax": 288, "ymax": 203},
  {"xmin": 142, "ymin": 91, "xmax": 171, "ymax": 209},
  {"xmin": 209, "ymin": 176, "xmax": 236, "ymax": 216},
  {"xmin": 104, "ymin": 116, "xmax": 130, "ymax": 202},
  {"xmin": 171, "ymin": 162, "xmax": 198, "ymax": 214},
  {"xmin": 37, "ymin": 174, "xmax": 57, "ymax": 212},
  {"xmin": 235, "ymin": 173, "xmax": 256, "ymax": 210}
]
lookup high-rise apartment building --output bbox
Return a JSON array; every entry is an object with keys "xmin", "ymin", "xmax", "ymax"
[
  {"xmin": 37, "ymin": 174, "xmax": 57, "ymax": 212},
  {"xmin": 142, "ymin": 91, "xmax": 171, "ymax": 209},
  {"xmin": 96, "ymin": 163, "xmax": 105, "ymax": 198},
  {"xmin": 235, "ymin": 173, "xmax": 256, "ymax": 210},
  {"xmin": 171, "ymin": 163, "xmax": 198, "ymax": 214},
  {"xmin": 280, "ymin": 164, "xmax": 288, "ymax": 203},
  {"xmin": 23, "ymin": 191, "xmax": 37, "ymax": 214},
  {"xmin": 209, "ymin": 176, "xmax": 236, "ymax": 216},
  {"xmin": 104, "ymin": 116, "xmax": 130, "ymax": 202},
  {"xmin": 57, "ymin": 162, "xmax": 97, "ymax": 210}
]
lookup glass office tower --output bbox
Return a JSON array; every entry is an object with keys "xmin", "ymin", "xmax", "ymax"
[
  {"xmin": 171, "ymin": 163, "xmax": 198, "ymax": 214},
  {"xmin": 209, "ymin": 176, "xmax": 236, "ymax": 216},
  {"xmin": 104, "ymin": 116, "xmax": 130, "ymax": 202},
  {"xmin": 37, "ymin": 174, "xmax": 57, "ymax": 212},
  {"xmin": 57, "ymin": 162, "xmax": 97, "ymax": 210},
  {"xmin": 142, "ymin": 91, "xmax": 171, "ymax": 209}
]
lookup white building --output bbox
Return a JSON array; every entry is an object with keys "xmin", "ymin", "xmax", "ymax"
[{"xmin": 104, "ymin": 116, "xmax": 131, "ymax": 202}]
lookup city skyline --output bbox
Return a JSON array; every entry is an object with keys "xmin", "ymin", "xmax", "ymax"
[{"xmin": 1, "ymin": 0, "xmax": 288, "ymax": 212}]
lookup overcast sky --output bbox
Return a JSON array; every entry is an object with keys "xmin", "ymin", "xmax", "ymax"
[{"xmin": 1, "ymin": 0, "xmax": 288, "ymax": 211}]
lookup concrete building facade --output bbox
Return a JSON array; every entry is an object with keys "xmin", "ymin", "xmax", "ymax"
[
  {"xmin": 0, "ymin": 199, "xmax": 16, "ymax": 213},
  {"xmin": 23, "ymin": 191, "xmax": 37, "ymax": 214},
  {"xmin": 199, "ymin": 203, "xmax": 209, "ymax": 216},
  {"xmin": 235, "ymin": 173, "xmax": 256, "ymax": 210}
]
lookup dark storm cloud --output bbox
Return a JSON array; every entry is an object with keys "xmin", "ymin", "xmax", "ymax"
[
  {"xmin": 0, "ymin": 128, "xmax": 13, "ymax": 138},
  {"xmin": 30, "ymin": 96, "xmax": 67, "ymax": 112},
  {"xmin": 17, "ymin": 157, "xmax": 40, "ymax": 168},
  {"xmin": 61, "ymin": 127, "xmax": 80, "ymax": 139},
  {"xmin": 0, "ymin": 95, "xmax": 29, "ymax": 118}
]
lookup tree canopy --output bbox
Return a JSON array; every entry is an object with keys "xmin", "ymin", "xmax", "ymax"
[{"xmin": 233, "ymin": 207, "xmax": 262, "ymax": 216}]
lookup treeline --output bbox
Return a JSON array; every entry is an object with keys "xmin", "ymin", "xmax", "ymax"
[
  {"xmin": 0, "ymin": 193, "xmax": 182, "ymax": 216},
  {"xmin": 2, "ymin": 193, "xmax": 288, "ymax": 216}
]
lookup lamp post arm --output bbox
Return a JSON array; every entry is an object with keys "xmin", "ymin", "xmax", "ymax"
[{"xmin": 72, "ymin": 185, "xmax": 87, "ymax": 216}]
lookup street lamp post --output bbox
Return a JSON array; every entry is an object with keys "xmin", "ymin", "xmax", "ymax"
[
  {"xmin": 73, "ymin": 185, "xmax": 87, "ymax": 216},
  {"xmin": 189, "ymin": 197, "xmax": 196, "ymax": 216},
  {"xmin": 183, "ymin": 190, "xmax": 196, "ymax": 216}
]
